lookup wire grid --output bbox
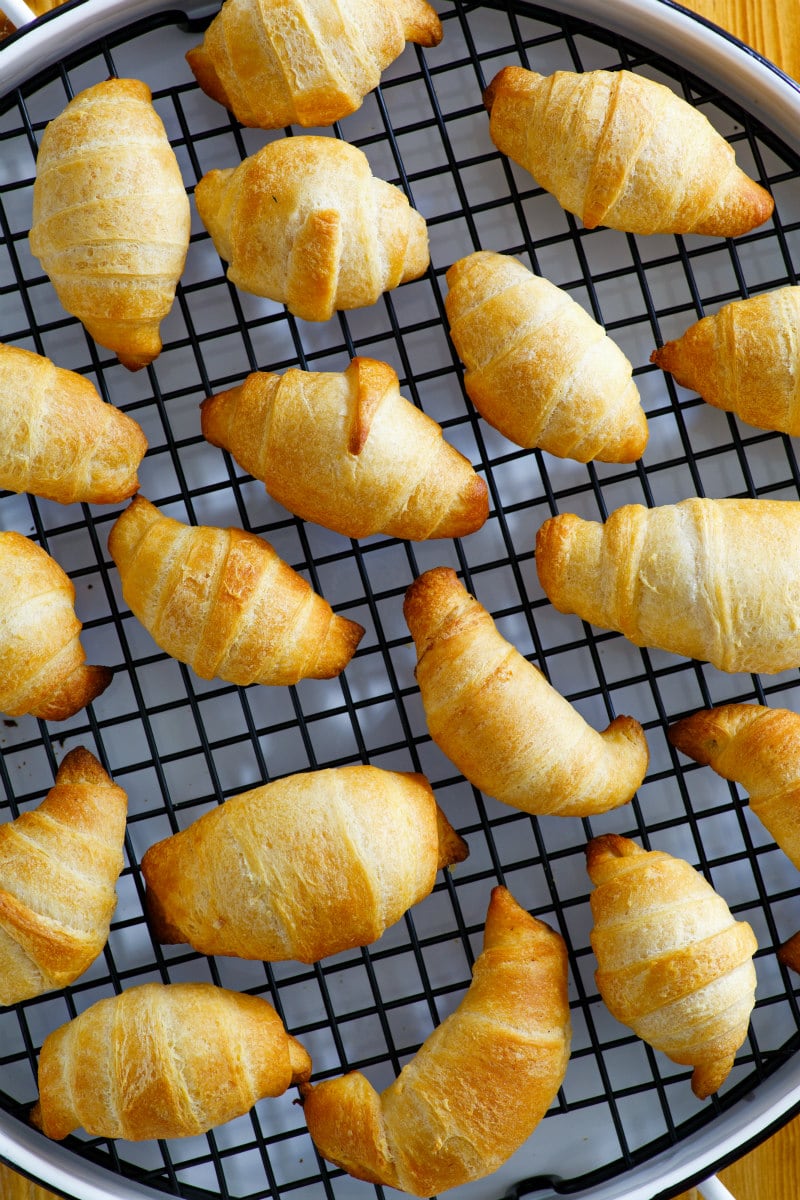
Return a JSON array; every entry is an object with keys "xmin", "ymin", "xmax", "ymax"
[{"xmin": 2, "ymin": 1, "xmax": 800, "ymax": 1198}]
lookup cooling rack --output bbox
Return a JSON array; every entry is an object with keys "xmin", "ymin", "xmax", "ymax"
[{"xmin": 2, "ymin": 2, "xmax": 800, "ymax": 1198}]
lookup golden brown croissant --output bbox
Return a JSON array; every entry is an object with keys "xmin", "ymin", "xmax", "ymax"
[
  {"xmin": 194, "ymin": 135, "xmax": 429, "ymax": 321},
  {"xmin": 300, "ymin": 885, "xmax": 570, "ymax": 1195},
  {"xmin": 28, "ymin": 78, "xmax": 190, "ymax": 371},
  {"xmin": 200, "ymin": 357, "xmax": 488, "ymax": 540},
  {"xmin": 0, "ymin": 343, "xmax": 147, "ymax": 504},
  {"xmin": 31, "ymin": 980, "xmax": 311, "ymax": 1140},
  {"xmin": 187, "ymin": 0, "xmax": 442, "ymax": 130},
  {"xmin": 141, "ymin": 765, "xmax": 468, "ymax": 962},
  {"xmin": 484, "ymin": 66, "xmax": 774, "ymax": 237},
  {"xmin": 0, "ymin": 532, "xmax": 112, "ymax": 720},
  {"xmin": 445, "ymin": 250, "xmax": 648, "ymax": 462},
  {"xmin": 0, "ymin": 747, "xmax": 127, "ymax": 1005},
  {"xmin": 587, "ymin": 833, "xmax": 757, "ymax": 1099},
  {"xmin": 652, "ymin": 287, "xmax": 800, "ymax": 435},
  {"xmin": 107, "ymin": 495, "xmax": 363, "ymax": 685},
  {"xmin": 403, "ymin": 566, "xmax": 648, "ymax": 816},
  {"xmin": 536, "ymin": 498, "xmax": 800, "ymax": 675}
]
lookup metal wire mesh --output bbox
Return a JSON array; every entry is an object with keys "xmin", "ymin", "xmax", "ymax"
[{"xmin": 2, "ymin": 1, "xmax": 800, "ymax": 1197}]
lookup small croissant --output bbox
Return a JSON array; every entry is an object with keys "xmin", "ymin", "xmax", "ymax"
[
  {"xmin": 484, "ymin": 66, "xmax": 773, "ymax": 237},
  {"xmin": 187, "ymin": 0, "xmax": 442, "ymax": 129},
  {"xmin": 403, "ymin": 567, "xmax": 648, "ymax": 816},
  {"xmin": 0, "ymin": 532, "xmax": 111, "ymax": 720},
  {"xmin": 587, "ymin": 833, "xmax": 757, "ymax": 1099},
  {"xmin": 29, "ymin": 78, "xmax": 190, "ymax": 370},
  {"xmin": 200, "ymin": 357, "xmax": 488, "ymax": 540},
  {"xmin": 107, "ymin": 495, "xmax": 363, "ymax": 686},
  {"xmin": 0, "ymin": 343, "xmax": 147, "ymax": 504},
  {"xmin": 194, "ymin": 135, "xmax": 429, "ymax": 322},
  {"xmin": 300, "ymin": 886, "xmax": 571, "ymax": 1196},
  {"xmin": 31, "ymin": 981, "xmax": 311, "ymax": 1140},
  {"xmin": 445, "ymin": 250, "xmax": 648, "ymax": 462},
  {"xmin": 0, "ymin": 747, "xmax": 127, "ymax": 1005}
]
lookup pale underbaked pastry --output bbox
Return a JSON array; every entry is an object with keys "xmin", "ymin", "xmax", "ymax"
[
  {"xmin": 187, "ymin": 0, "xmax": 442, "ymax": 129},
  {"xmin": 200, "ymin": 356, "xmax": 488, "ymax": 540},
  {"xmin": 484, "ymin": 65, "xmax": 774, "ymax": 237},
  {"xmin": 194, "ymin": 135, "xmax": 429, "ymax": 321},
  {"xmin": 445, "ymin": 250, "xmax": 648, "ymax": 462},
  {"xmin": 300, "ymin": 885, "xmax": 571, "ymax": 1195}
]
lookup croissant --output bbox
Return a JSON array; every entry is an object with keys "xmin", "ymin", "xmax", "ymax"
[
  {"xmin": 141, "ymin": 765, "xmax": 468, "ymax": 962},
  {"xmin": 300, "ymin": 885, "xmax": 570, "ymax": 1195},
  {"xmin": 187, "ymin": 0, "xmax": 442, "ymax": 130},
  {"xmin": 484, "ymin": 66, "xmax": 774, "ymax": 238},
  {"xmin": 28, "ymin": 78, "xmax": 190, "ymax": 370},
  {"xmin": 30, "ymin": 980, "xmax": 311, "ymax": 1140},
  {"xmin": 200, "ymin": 357, "xmax": 488, "ymax": 540},
  {"xmin": 0, "ymin": 343, "xmax": 147, "ymax": 504},
  {"xmin": 587, "ymin": 833, "xmax": 757, "ymax": 1099},
  {"xmin": 652, "ymin": 287, "xmax": 800, "ymax": 435},
  {"xmin": 0, "ymin": 747, "xmax": 127, "ymax": 1006},
  {"xmin": 0, "ymin": 532, "xmax": 112, "ymax": 720},
  {"xmin": 194, "ymin": 135, "xmax": 429, "ymax": 322},
  {"xmin": 107, "ymin": 495, "xmax": 363, "ymax": 685},
  {"xmin": 403, "ymin": 567, "xmax": 648, "ymax": 817},
  {"xmin": 535, "ymin": 497, "xmax": 800, "ymax": 675},
  {"xmin": 445, "ymin": 250, "xmax": 648, "ymax": 462}
]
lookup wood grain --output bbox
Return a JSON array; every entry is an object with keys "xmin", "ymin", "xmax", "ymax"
[{"xmin": 682, "ymin": 0, "xmax": 800, "ymax": 80}]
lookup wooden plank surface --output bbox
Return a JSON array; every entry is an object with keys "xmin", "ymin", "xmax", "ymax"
[{"xmin": 682, "ymin": 0, "xmax": 800, "ymax": 81}]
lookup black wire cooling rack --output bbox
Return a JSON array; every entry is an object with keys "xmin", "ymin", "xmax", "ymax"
[{"xmin": 3, "ymin": 2, "xmax": 800, "ymax": 1198}]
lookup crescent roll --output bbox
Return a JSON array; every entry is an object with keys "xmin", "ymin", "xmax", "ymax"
[
  {"xmin": 29, "ymin": 78, "xmax": 190, "ymax": 371},
  {"xmin": 403, "ymin": 566, "xmax": 648, "ymax": 817},
  {"xmin": 200, "ymin": 357, "xmax": 488, "ymax": 540},
  {"xmin": 31, "ymin": 981, "xmax": 311, "ymax": 1140},
  {"xmin": 536, "ymin": 498, "xmax": 800, "ymax": 675},
  {"xmin": 194, "ymin": 135, "xmax": 429, "ymax": 321},
  {"xmin": 484, "ymin": 66, "xmax": 773, "ymax": 237},
  {"xmin": 300, "ymin": 885, "xmax": 571, "ymax": 1195}
]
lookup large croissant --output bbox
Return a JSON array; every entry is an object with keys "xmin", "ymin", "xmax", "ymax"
[
  {"xmin": 0, "ymin": 748, "xmax": 126, "ymax": 1005},
  {"xmin": 652, "ymin": 286, "xmax": 800, "ymax": 436},
  {"xmin": 142, "ymin": 765, "xmax": 468, "ymax": 963},
  {"xmin": 0, "ymin": 343, "xmax": 147, "ymax": 504},
  {"xmin": 0, "ymin": 532, "xmax": 111, "ymax": 720},
  {"xmin": 28, "ymin": 78, "xmax": 190, "ymax": 370},
  {"xmin": 187, "ymin": 0, "xmax": 442, "ymax": 130},
  {"xmin": 484, "ymin": 66, "xmax": 774, "ymax": 237},
  {"xmin": 201, "ymin": 357, "xmax": 488, "ymax": 540},
  {"xmin": 194, "ymin": 135, "xmax": 429, "ymax": 322},
  {"xmin": 536, "ymin": 498, "xmax": 800, "ymax": 675},
  {"xmin": 403, "ymin": 567, "xmax": 648, "ymax": 816},
  {"xmin": 445, "ymin": 250, "xmax": 648, "ymax": 462},
  {"xmin": 300, "ymin": 885, "xmax": 570, "ymax": 1195},
  {"xmin": 587, "ymin": 833, "xmax": 757, "ymax": 1099},
  {"xmin": 107, "ymin": 495, "xmax": 363, "ymax": 685},
  {"xmin": 31, "ymin": 981, "xmax": 311, "ymax": 1140}
]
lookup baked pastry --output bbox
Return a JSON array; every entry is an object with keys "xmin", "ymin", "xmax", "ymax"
[
  {"xmin": 31, "ymin": 980, "xmax": 311, "ymax": 1140},
  {"xmin": 535, "ymin": 497, "xmax": 800, "ymax": 674},
  {"xmin": 0, "ymin": 343, "xmax": 147, "ymax": 504},
  {"xmin": 484, "ymin": 66, "xmax": 774, "ymax": 237},
  {"xmin": 187, "ymin": 0, "xmax": 442, "ymax": 129},
  {"xmin": 194, "ymin": 135, "xmax": 429, "ymax": 321},
  {"xmin": 107, "ymin": 495, "xmax": 363, "ymax": 685},
  {"xmin": 300, "ymin": 885, "xmax": 571, "ymax": 1195},
  {"xmin": 0, "ymin": 532, "xmax": 111, "ymax": 720},
  {"xmin": 403, "ymin": 567, "xmax": 648, "ymax": 816},
  {"xmin": 200, "ymin": 357, "xmax": 488, "ymax": 539},
  {"xmin": 652, "ymin": 286, "xmax": 800, "ymax": 435},
  {"xmin": 445, "ymin": 250, "xmax": 648, "ymax": 462},
  {"xmin": 0, "ymin": 747, "xmax": 127, "ymax": 1005},
  {"xmin": 29, "ymin": 78, "xmax": 190, "ymax": 370},
  {"xmin": 142, "ymin": 765, "xmax": 468, "ymax": 962},
  {"xmin": 587, "ymin": 833, "xmax": 757, "ymax": 1099}
]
